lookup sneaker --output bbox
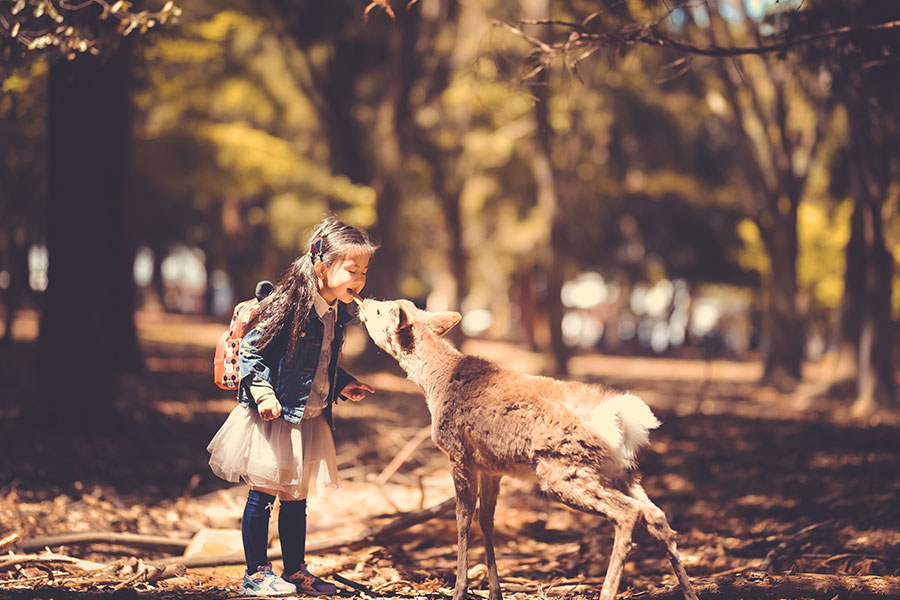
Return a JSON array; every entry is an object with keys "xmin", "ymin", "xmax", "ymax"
[
  {"xmin": 239, "ymin": 563, "xmax": 297, "ymax": 597},
  {"xmin": 284, "ymin": 564, "xmax": 338, "ymax": 596}
]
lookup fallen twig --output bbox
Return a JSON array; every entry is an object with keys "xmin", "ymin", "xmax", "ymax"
[
  {"xmin": 759, "ymin": 521, "xmax": 832, "ymax": 572},
  {"xmin": 623, "ymin": 572, "xmax": 900, "ymax": 600},
  {"xmin": 113, "ymin": 558, "xmax": 148, "ymax": 590},
  {"xmin": 0, "ymin": 533, "xmax": 20, "ymax": 551},
  {"xmin": 333, "ymin": 573, "xmax": 377, "ymax": 594},
  {"xmin": 374, "ymin": 425, "xmax": 432, "ymax": 485},
  {"xmin": 17, "ymin": 532, "xmax": 190, "ymax": 553},
  {"xmin": 149, "ymin": 496, "xmax": 457, "ymax": 568},
  {"xmin": 0, "ymin": 552, "xmax": 106, "ymax": 572}
]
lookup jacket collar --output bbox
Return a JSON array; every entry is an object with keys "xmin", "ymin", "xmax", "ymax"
[
  {"xmin": 310, "ymin": 293, "xmax": 355, "ymax": 327},
  {"xmin": 313, "ymin": 292, "xmax": 335, "ymax": 319}
]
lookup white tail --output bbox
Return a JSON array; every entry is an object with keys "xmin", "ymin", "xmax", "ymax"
[{"xmin": 590, "ymin": 394, "xmax": 660, "ymax": 468}]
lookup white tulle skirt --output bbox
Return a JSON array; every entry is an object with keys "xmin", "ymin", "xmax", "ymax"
[{"xmin": 207, "ymin": 404, "xmax": 340, "ymax": 499}]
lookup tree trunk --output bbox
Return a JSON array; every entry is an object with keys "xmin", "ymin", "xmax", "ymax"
[
  {"xmin": 525, "ymin": 0, "xmax": 568, "ymax": 375},
  {"xmin": 1, "ymin": 226, "xmax": 30, "ymax": 345},
  {"xmin": 846, "ymin": 97, "xmax": 897, "ymax": 415},
  {"xmin": 760, "ymin": 199, "xmax": 803, "ymax": 388},
  {"xmin": 367, "ymin": 6, "xmax": 418, "ymax": 302},
  {"xmin": 837, "ymin": 195, "xmax": 866, "ymax": 381},
  {"xmin": 34, "ymin": 44, "xmax": 135, "ymax": 431}
]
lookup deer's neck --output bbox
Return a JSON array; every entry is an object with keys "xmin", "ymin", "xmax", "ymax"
[{"xmin": 398, "ymin": 333, "xmax": 462, "ymax": 414}]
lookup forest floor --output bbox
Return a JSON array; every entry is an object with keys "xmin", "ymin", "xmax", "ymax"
[{"xmin": 1, "ymin": 309, "xmax": 899, "ymax": 599}]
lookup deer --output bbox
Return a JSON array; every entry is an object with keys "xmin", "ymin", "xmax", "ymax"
[{"xmin": 355, "ymin": 297, "xmax": 698, "ymax": 600}]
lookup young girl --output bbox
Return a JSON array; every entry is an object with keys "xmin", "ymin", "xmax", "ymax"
[{"xmin": 208, "ymin": 217, "xmax": 377, "ymax": 596}]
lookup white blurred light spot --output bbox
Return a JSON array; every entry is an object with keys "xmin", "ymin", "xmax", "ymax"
[
  {"xmin": 562, "ymin": 312, "xmax": 583, "ymax": 344},
  {"xmin": 0, "ymin": 270, "xmax": 9, "ymax": 290},
  {"xmin": 28, "ymin": 245, "xmax": 48, "ymax": 292},
  {"xmin": 161, "ymin": 244, "xmax": 207, "ymax": 289},
  {"xmin": 668, "ymin": 320, "xmax": 686, "ymax": 346},
  {"xmin": 461, "ymin": 309, "xmax": 492, "ymax": 336},
  {"xmin": 690, "ymin": 302, "xmax": 720, "ymax": 337},
  {"xmin": 651, "ymin": 321, "xmax": 669, "ymax": 353},
  {"xmin": 630, "ymin": 286, "xmax": 648, "ymax": 315},
  {"xmin": 644, "ymin": 280, "xmax": 673, "ymax": 317},
  {"xmin": 562, "ymin": 272, "xmax": 608, "ymax": 309},
  {"xmin": 563, "ymin": 312, "xmax": 604, "ymax": 348},
  {"xmin": 133, "ymin": 246, "xmax": 154, "ymax": 287}
]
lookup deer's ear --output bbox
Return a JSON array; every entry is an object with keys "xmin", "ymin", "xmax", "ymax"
[
  {"xmin": 391, "ymin": 303, "xmax": 411, "ymax": 331},
  {"xmin": 428, "ymin": 311, "xmax": 461, "ymax": 336}
]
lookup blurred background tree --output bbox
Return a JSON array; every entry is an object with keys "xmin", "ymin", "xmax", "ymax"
[{"xmin": 1, "ymin": 0, "xmax": 897, "ymax": 432}]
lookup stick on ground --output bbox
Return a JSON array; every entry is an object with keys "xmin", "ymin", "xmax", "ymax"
[
  {"xmin": 17, "ymin": 532, "xmax": 190, "ymax": 553},
  {"xmin": 148, "ymin": 496, "xmax": 457, "ymax": 568},
  {"xmin": 623, "ymin": 572, "xmax": 900, "ymax": 600}
]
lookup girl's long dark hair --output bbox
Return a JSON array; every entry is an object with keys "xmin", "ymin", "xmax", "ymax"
[{"xmin": 248, "ymin": 217, "xmax": 377, "ymax": 356}]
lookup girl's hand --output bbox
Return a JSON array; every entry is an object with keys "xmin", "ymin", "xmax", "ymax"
[
  {"xmin": 342, "ymin": 380, "xmax": 375, "ymax": 402},
  {"xmin": 258, "ymin": 396, "xmax": 283, "ymax": 420}
]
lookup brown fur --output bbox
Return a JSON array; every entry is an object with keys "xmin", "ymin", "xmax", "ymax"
[{"xmin": 359, "ymin": 299, "xmax": 698, "ymax": 600}]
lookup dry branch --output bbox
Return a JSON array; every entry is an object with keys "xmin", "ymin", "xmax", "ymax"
[
  {"xmin": 511, "ymin": 13, "xmax": 900, "ymax": 61},
  {"xmin": 624, "ymin": 572, "xmax": 900, "ymax": 600},
  {"xmin": 0, "ymin": 533, "xmax": 20, "ymax": 551},
  {"xmin": 374, "ymin": 425, "xmax": 432, "ymax": 485},
  {"xmin": 759, "ymin": 521, "xmax": 832, "ymax": 572},
  {"xmin": 0, "ymin": 552, "xmax": 106, "ymax": 572},
  {"xmin": 17, "ymin": 532, "xmax": 190, "ymax": 553},
  {"xmin": 148, "ymin": 496, "xmax": 457, "ymax": 568}
]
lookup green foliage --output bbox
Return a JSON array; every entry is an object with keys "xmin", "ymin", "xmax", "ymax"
[{"xmin": 131, "ymin": 1, "xmax": 375, "ymax": 271}]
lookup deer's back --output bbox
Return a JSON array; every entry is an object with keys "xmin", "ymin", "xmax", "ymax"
[{"xmin": 430, "ymin": 355, "xmax": 621, "ymax": 478}]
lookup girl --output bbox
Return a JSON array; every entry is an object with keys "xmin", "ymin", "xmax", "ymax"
[{"xmin": 208, "ymin": 217, "xmax": 377, "ymax": 596}]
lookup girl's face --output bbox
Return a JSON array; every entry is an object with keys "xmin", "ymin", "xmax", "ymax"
[{"xmin": 317, "ymin": 248, "xmax": 370, "ymax": 305}]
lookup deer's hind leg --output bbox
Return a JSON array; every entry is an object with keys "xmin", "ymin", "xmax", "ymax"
[
  {"xmin": 630, "ymin": 483, "xmax": 698, "ymax": 600},
  {"xmin": 536, "ymin": 462, "xmax": 643, "ymax": 600}
]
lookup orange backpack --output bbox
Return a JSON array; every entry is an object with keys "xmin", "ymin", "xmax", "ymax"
[
  {"xmin": 213, "ymin": 299, "xmax": 260, "ymax": 390},
  {"xmin": 214, "ymin": 281, "xmax": 273, "ymax": 390}
]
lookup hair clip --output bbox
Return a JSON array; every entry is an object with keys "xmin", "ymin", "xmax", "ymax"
[{"xmin": 311, "ymin": 236, "xmax": 324, "ymax": 257}]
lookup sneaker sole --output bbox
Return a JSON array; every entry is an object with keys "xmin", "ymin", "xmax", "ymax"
[{"xmin": 237, "ymin": 586, "xmax": 298, "ymax": 597}]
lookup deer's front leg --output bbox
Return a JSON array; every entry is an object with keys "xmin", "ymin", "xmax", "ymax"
[
  {"xmin": 478, "ymin": 473, "xmax": 502, "ymax": 600},
  {"xmin": 451, "ymin": 461, "xmax": 477, "ymax": 600}
]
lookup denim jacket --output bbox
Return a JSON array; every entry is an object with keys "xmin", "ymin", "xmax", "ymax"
[{"xmin": 238, "ymin": 303, "xmax": 356, "ymax": 425}]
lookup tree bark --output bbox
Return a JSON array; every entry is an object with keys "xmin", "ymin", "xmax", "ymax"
[
  {"xmin": 367, "ymin": 6, "xmax": 419, "ymax": 302},
  {"xmin": 35, "ymin": 44, "xmax": 136, "ymax": 431},
  {"xmin": 760, "ymin": 200, "xmax": 803, "ymax": 388},
  {"xmin": 704, "ymin": 7, "xmax": 812, "ymax": 389},
  {"xmin": 524, "ymin": 0, "xmax": 568, "ymax": 375},
  {"xmin": 845, "ymin": 94, "xmax": 897, "ymax": 415}
]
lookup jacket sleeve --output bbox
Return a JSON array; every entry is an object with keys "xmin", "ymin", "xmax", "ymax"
[
  {"xmin": 335, "ymin": 367, "xmax": 356, "ymax": 400},
  {"xmin": 239, "ymin": 326, "xmax": 274, "ymax": 386},
  {"xmin": 249, "ymin": 376, "xmax": 277, "ymax": 405}
]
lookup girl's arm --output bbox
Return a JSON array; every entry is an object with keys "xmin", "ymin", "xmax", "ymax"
[
  {"xmin": 250, "ymin": 377, "xmax": 283, "ymax": 420},
  {"xmin": 239, "ymin": 326, "xmax": 274, "ymax": 384},
  {"xmin": 336, "ymin": 367, "xmax": 374, "ymax": 402},
  {"xmin": 240, "ymin": 327, "xmax": 283, "ymax": 419},
  {"xmin": 335, "ymin": 368, "xmax": 356, "ymax": 399}
]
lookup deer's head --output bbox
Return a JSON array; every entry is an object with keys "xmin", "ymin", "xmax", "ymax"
[{"xmin": 358, "ymin": 298, "xmax": 461, "ymax": 359}]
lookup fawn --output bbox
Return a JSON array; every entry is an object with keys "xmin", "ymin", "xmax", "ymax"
[{"xmin": 357, "ymin": 298, "xmax": 698, "ymax": 600}]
